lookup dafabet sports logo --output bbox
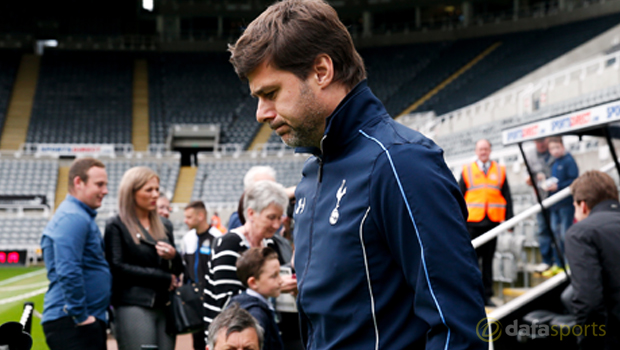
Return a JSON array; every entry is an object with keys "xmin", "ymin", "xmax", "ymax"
[
  {"xmin": 476, "ymin": 317, "xmax": 607, "ymax": 342},
  {"xmin": 477, "ymin": 317, "xmax": 502, "ymax": 342}
]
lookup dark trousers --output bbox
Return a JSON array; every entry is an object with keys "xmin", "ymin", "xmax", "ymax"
[
  {"xmin": 192, "ymin": 330, "xmax": 206, "ymax": 350},
  {"xmin": 468, "ymin": 224, "xmax": 498, "ymax": 302},
  {"xmin": 43, "ymin": 316, "xmax": 107, "ymax": 350}
]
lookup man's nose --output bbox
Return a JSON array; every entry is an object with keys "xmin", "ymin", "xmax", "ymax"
[{"xmin": 256, "ymin": 99, "xmax": 276, "ymax": 124}]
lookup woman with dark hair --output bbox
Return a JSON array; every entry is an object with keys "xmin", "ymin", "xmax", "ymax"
[{"xmin": 104, "ymin": 166, "xmax": 183, "ymax": 350}]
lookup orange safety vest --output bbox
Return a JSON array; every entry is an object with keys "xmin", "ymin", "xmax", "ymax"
[{"xmin": 462, "ymin": 161, "xmax": 507, "ymax": 223}]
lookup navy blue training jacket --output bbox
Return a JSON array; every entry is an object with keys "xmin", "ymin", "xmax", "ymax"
[{"xmin": 293, "ymin": 81, "xmax": 487, "ymax": 350}]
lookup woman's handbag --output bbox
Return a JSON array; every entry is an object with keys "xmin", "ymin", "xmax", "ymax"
[{"xmin": 166, "ymin": 279, "xmax": 205, "ymax": 335}]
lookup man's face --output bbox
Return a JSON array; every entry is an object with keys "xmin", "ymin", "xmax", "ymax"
[
  {"xmin": 475, "ymin": 140, "xmax": 491, "ymax": 163},
  {"xmin": 248, "ymin": 61, "xmax": 328, "ymax": 148},
  {"xmin": 184, "ymin": 208, "xmax": 204, "ymax": 231},
  {"xmin": 535, "ymin": 139, "xmax": 548, "ymax": 153},
  {"xmin": 157, "ymin": 197, "xmax": 171, "ymax": 218},
  {"xmin": 73, "ymin": 166, "xmax": 108, "ymax": 209},
  {"xmin": 549, "ymin": 142, "xmax": 565, "ymax": 158},
  {"xmin": 212, "ymin": 327, "xmax": 260, "ymax": 350}
]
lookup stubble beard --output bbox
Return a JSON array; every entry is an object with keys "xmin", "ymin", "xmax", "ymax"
[{"xmin": 280, "ymin": 82, "xmax": 326, "ymax": 149}]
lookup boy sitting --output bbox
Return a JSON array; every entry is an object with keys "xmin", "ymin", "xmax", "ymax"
[{"xmin": 228, "ymin": 247, "xmax": 284, "ymax": 350}]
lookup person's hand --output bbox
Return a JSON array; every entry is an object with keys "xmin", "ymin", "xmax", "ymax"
[
  {"xmin": 77, "ymin": 315, "xmax": 96, "ymax": 326},
  {"xmin": 156, "ymin": 241, "xmax": 176, "ymax": 260},
  {"xmin": 547, "ymin": 183, "xmax": 558, "ymax": 192},
  {"xmin": 169, "ymin": 274, "xmax": 182, "ymax": 291},
  {"xmin": 525, "ymin": 176, "xmax": 533, "ymax": 186},
  {"xmin": 280, "ymin": 275, "xmax": 298, "ymax": 297}
]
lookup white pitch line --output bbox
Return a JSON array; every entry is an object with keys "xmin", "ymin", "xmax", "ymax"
[
  {"xmin": 0, "ymin": 287, "xmax": 48, "ymax": 306},
  {"xmin": 0, "ymin": 269, "xmax": 46, "ymax": 286},
  {"xmin": 0, "ymin": 281, "xmax": 49, "ymax": 292}
]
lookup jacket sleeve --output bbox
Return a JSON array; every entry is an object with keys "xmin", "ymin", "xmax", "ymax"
[
  {"xmin": 558, "ymin": 156, "xmax": 579, "ymax": 190},
  {"xmin": 369, "ymin": 142, "xmax": 487, "ymax": 350},
  {"xmin": 104, "ymin": 220, "xmax": 172, "ymax": 289},
  {"xmin": 565, "ymin": 226, "xmax": 605, "ymax": 327},
  {"xmin": 458, "ymin": 173, "xmax": 467, "ymax": 196},
  {"xmin": 50, "ymin": 214, "xmax": 91, "ymax": 324},
  {"xmin": 501, "ymin": 176, "xmax": 514, "ymax": 220},
  {"xmin": 164, "ymin": 219, "xmax": 184, "ymax": 276}
]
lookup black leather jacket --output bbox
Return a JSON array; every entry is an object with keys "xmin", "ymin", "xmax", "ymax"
[{"xmin": 104, "ymin": 215, "xmax": 184, "ymax": 309}]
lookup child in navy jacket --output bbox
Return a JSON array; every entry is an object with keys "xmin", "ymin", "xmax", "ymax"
[
  {"xmin": 228, "ymin": 247, "xmax": 284, "ymax": 350},
  {"xmin": 546, "ymin": 136, "xmax": 579, "ymax": 275}
]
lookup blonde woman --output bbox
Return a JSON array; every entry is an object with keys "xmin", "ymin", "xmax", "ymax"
[{"xmin": 104, "ymin": 166, "xmax": 183, "ymax": 350}]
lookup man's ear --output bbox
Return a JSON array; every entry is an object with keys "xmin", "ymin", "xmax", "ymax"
[
  {"xmin": 247, "ymin": 276, "xmax": 258, "ymax": 289},
  {"xmin": 312, "ymin": 54, "xmax": 334, "ymax": 88},
  {"xmin": 73, "ymin": 176, "xmax": 83, "ymax": 191},
  {"xmin": 581, "ymin": 201, "xmax": 591, "ymax": 216}
]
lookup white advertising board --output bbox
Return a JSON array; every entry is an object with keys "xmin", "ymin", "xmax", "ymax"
[
  {"xmin": 35, "ymin": 144, "xmax": 115, "ymax": 156},
  {"xmin": 502, "ymin": 100, "xmax": 620, "ymax": 146}
]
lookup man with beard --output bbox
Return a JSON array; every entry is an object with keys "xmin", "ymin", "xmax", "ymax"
[{"xmin": 228, "ymin": 1, "xmax": 487, "ymax": 348}]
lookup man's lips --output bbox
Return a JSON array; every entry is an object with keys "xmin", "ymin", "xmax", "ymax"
[{"xmin": 272, "ymin": 123, "xmax": 289, "ymax": 135}]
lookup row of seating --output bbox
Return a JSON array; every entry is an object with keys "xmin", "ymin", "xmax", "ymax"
[
  {"xmin": 0, "ymin": 51, "xmax": 19, "ymax": 138},
  {"xmin": 27, "ymin": 51, "xmax": 133, "ymax": 144},
  {"xmin": 0, "ymin": 160, "xmax": 58, "ymax": 202},
  {"xmin": 417, "ymin": 13, "xmax": 620, "ymax": 116},
  {"xmin": 192, "ymin": 157, "xmax": 305, "ymax": 204}
]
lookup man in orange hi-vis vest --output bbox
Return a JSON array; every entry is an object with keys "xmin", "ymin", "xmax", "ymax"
[{"xmin": 459, "ymin": 139, "xmax": 513, "ymax": 307}]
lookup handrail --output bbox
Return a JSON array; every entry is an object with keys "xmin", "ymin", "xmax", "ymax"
[{"xmin": 472, "ymin": 161, "xmax": 616, "ymax": 249}]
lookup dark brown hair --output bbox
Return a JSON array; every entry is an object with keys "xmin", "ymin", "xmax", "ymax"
[
  {"xmin": 68, "ymin": 157, "xmax": 105, "ymax": 192},
  {"xmin": 236, "ymin": 247, "xmax": 279, "ymax": 288},
  {"xmin": 185, "ymin": 200, "xmax": 207, "ymax": 215},
  {"xmin": 229, "ymin": 0, "xmax": 366, "ymax": 90},
  {"xmin": 570, "ymin": 170, "xmax": 618, "ymax": 209}
]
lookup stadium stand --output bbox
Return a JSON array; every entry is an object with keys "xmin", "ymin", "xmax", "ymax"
[
  {"xmin": 415, "ymin": 13, "xmax": 620, "ymax": 116},
  {"xmin": 191, "ymin": 156, "xmax": 305, "ymax": 204},
  {"xmin": 147, "ymin": 53, "xmax": 259, "ymax": 148},
  {"xmin": 0, "ymin": 159, "xmax": 58, "ymax": 204},
  {"xmin": 26, "ymin": 51, "xmax": 133, "ymax": 144},
  {"xmin": 99, "ymin": 157, "xmax": 180, "ymax": 211},
  {"xmin": 0, "ymin": 217, "xmax": 48, "ymax": 248},
  {"xmin": 0, "ymin": 52, "xmax": 19, "ymax": 139},
  {"xmin": 434, "ymin": 83, "xmax": 620, "ymax": 160}
]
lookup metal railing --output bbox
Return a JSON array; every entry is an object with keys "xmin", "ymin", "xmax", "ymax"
[{"xmin": 479, "ymin": 161, "xmax": 616, "ymax": 329}]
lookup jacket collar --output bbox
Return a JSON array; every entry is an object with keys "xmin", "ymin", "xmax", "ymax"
[
  {"xmin": 66, "ymin": 194, "xmax": 98, "ymax": 218},
  {"xmin": 295, "ymin": 80, "xmax": 387, "ymax": 156},
  {"xmin": 590, "ymin": 199, "xmax": 620, "ymax": 215}
]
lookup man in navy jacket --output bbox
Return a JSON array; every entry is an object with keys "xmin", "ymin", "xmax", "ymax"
[{"xmin": 229, "ymin": 1, "xmax": 487, "ymax": 348}]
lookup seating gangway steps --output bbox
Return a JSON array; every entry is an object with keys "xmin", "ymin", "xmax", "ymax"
[
  {"xmin": 397, "ymin": 42, "xmax": 502, "ymax": 118},
  {"xmin": 173, "ymin": 166, "xmax": 197, "ymax": 204},
  {"xmin": 132, "ymin": 59, "xmax": 150, "ymax": 152},
  {"xmin": 0, "ymin": 55, "xmax": 40, "ymax": 150}
]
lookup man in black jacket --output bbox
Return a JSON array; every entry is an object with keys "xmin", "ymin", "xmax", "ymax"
[{"xmin": 566, "ymin": 170, "xmax": 620, "ymax": 349}]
